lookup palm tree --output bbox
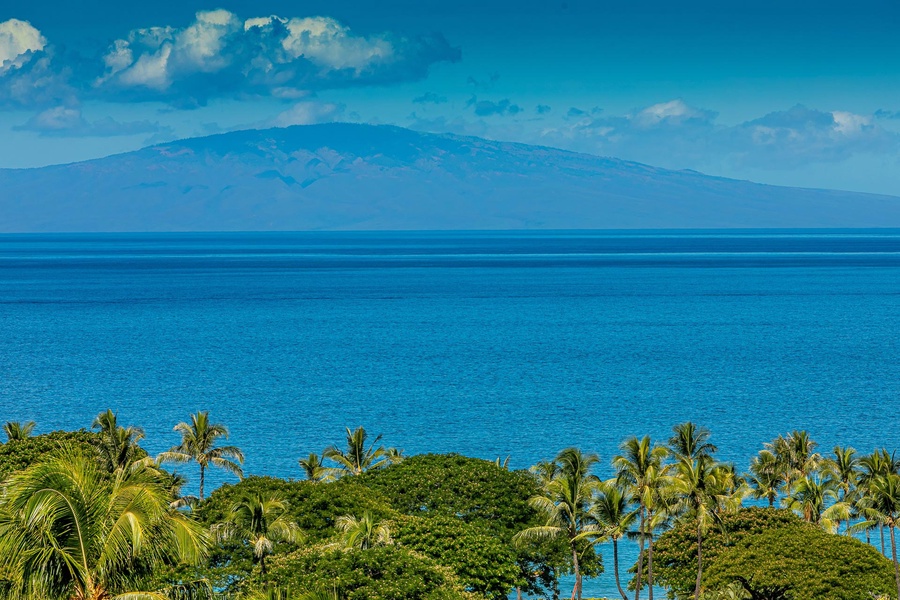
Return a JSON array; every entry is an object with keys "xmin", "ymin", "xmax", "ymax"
[
  {"xmin": 92, "ymin": 409, "xmax": 147, "ymax": 473},
  {"xmin": 591, "ymin": 481, "xmax": 639, "ymax": 600},
  {"xmin": 211, "ymin": 492, "xmax": 303, "ymax": 576},
  {"xmin": 865, "ymin": 474, "xmax": 900, "ymax": 600},
  {"xmin": 858, "ymin": 450, "xmax": 900, "ymax": 554},
  {"xmin": 767, "ymin": 431, "xmax": 821, "ymax": 498},
  {"xmin": 323, "ymin": 427, "xmax": 392, "ymax": 476},
  {"xmin": 298, "ymin": 452, "xmax": 335, "ymax": 483},
  {"xmin": 747, "ymin": 450, "xmax": 783, "ymax": 508},
  {"xmin": 669, "ymin": 423, "xmax": 717, "ymax": 462},
  {"xmin": 823, "ymin": 446, "xmax": 859, "ymax": 534},
  {"xmin": 3, "ymin": 420, "xmax": 36, "ymax": 441},
  {"xmin": 788, "ymin": 475, "xmax": 848, "ymax": 532},
  {"xmin": 613, "ymin": 436, "xmax": 670, "ymax": 600},
  {"xmin": 0, "ymin": 446, "xmax": 208, "ymax": 600},
  {"xmin": 158, "ymin": 411, "xmax": 244, "ymax": 501},
  {"xmin": 530, "ymin": 459, "xmax": 561, "ymax": 490},
  {"xmin": 334, "ymin": 512, "xmax": 393, "ymax": 549},
  {"xmin": 515, "ymin": 448, "xmax": 603, "ymax": 600},
  {"xmin": 670, "ymin": 456, "xmax": 734, "ymax": 600}
]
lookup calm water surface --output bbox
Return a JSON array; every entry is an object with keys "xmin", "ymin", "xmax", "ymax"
[{"xmin": 1, "ymin": 230, "xmax": 899, "ymax": 596}]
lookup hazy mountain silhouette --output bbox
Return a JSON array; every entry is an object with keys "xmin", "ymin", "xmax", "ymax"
[{"xmin": 1, "ymin": 123, "xmax": 898, "ymax": 231}]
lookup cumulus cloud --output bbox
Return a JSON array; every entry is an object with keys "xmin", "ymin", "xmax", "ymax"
[
  {"xmin": 466, "ymin": 96, "xmax": 521, "ymax": 117},
  {"xmin": 0, "ymin": 11, "xmax": 459, "ymax": 108},
  {"xmin": 14, "ymin": 105, "xmax": 171, "ymax": 137},
  {"xmin": 96, "ymin": 10, "xmax": 460, "ymax": 104}
]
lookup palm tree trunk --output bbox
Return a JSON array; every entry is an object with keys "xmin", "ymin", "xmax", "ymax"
[
  {"xmin": 260, "ymin": 553, "xmax": 267, "ymax": 576},
  {"xmin": 768, "ymin": 495, "xmax": 774, "ymax": 508},
  {"xmin": 571, "ymin": 542, "xmax": 581, "ymax": 600},
  {"xmin": 890, "ymin": 523, "xmax": 900, "ymax": 600},
  {"xmin": 694, "ymin": 523, "xmax": 703, "ymax": 600},
  {"xmin": 614, "ymin": 538, "xmax": 628, "ymax": 600},
  {"xmin": 199, "ymin": 464, "xmax": 205, "ymax": 502},
  {"xmin": 648, "ymin": 529, "xmax": 655, "ymax": 600},
  {"xmin": 517, "ymin": 587, "xmax": 522, "ymax": 600},
  {"xmin": 634, "ymin": 507, "xmax": 646, "ymax": 600},
  {"xmin": 882, "ymin": 523, "xmax": 887, "ymax": 556}
]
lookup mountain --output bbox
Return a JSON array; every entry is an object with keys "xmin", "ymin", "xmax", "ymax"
[{"xmin": 1, "ymin": 123, "xmax": 898, "ymax": 232}]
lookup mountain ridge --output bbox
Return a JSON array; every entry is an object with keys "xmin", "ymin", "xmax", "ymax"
[{"xmin": 1, "ymin": 122, "xmax": 898, "ymax": 232}]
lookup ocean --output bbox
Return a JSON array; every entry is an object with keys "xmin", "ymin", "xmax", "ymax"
[{"xmin": 1, "ymin": 230, "xmax": 899, "ymax": 596}]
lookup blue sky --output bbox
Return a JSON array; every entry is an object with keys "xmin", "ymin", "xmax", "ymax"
[{"xmin": 2, "ymin": 0, "xmax": 900, "ymax": 193}]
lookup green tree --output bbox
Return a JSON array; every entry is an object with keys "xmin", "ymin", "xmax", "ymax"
[
  {"xmin": 858, "ymin": 450, "xmax": 900, "ymax": 553},
  {"xmin": 746, "ymin": 450, "xmax": 783, "ymax": 508},
  {"xmin": 211, "ymin": 492, "xmax": 303, "ymax": 576},
  {"xmin": 3, "ymin": 421, "xmax": 35, "ymax": 442},
  {"xmin": 92, "ymin": 409, "xmax": 148, "ymax": 473},
  {"xmin": 0, "ymin": 447, "xmax": 207, "ymax": 600},
  {"xmin": 514, "ymin": 448, "xmax": 603, "ymax": 600},
  {"xmin": 335, "ymin": 512, "xmax": 393, "ymax": 550},
  {"xmin": 669, "ymin": 423, "xmax": 717, "ymax": 462},
  {"xmin": 860, "ymin": 474, "xmax": 900, "ymax": 599},
  {"xmin": 0, "ymin": 430, "xmax": 101, "ymax": 481},
  {"xmin": 323, "ymin": 427, "xmax": 392, "ymax": 477},
  {"xmin": 159, "ymin": 411, "xmax": 244, "ymax": 501},
  {"xmin": 822, "ymin": 446, "xmax": 859, "ymax": 535},
  {"xmin": 298, "ymin": 452, "xmax": 335, "ymax": 483},
  {"xmin": 391, "ymin": 515, "xmax": 519, "ymax": 599},
  {"xmin": 613, "ymin": 436, "xmax": 670, "ymax": 600},
  {"xmin": 788, "ymin": 475, "xmax": 848, "ymax": 532},
  {"xmin": 591, "ymin": 480, "xmax": 639, "ymax": 600}
]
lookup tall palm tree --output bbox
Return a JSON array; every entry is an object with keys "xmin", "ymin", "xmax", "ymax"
[
  {"xmin": 530, "ymin": 459, "xmax": 561, "ymax": 490},
  {"xmin": 669, "ymin": 423, "xmax": 717, "ymax": 462},
  {"xmin": 613, "ymin": 436, "xmax": 670, "ymax": 600},
  {"xmin": 92, "ymin": 409, "xmax": 147, "ymax": 473},
  {"xmin": 323, "ymin": 427, "xmax": 392, "ymax": 477},
  {"xmin": 515, "ymin": 448, "xmax": 603, "ymax": 600},
  {"xmin": 298, "ymin": 452, "xmax": 335, "ymax": 483},
  {"xmin": 823, "ymin": 446, "xmax": 859, "ymax": 534},
  {"xmin": 670, "ymin": 456, "xmax": 733, "ymax": 600},
  {"xmin": 767, "ymin": 431, "xmax": 821, "ymax": 499},
  {"xmin": 3, "ymin": 420, "xmax": 36, "ymax": 442},
  {"xmin": 864, "ymin": 474, "xmax": 900, "ymax": 600},
  {"xmin": 0, "ymin": 446, "xmax": 208, "ymax": 600},
  {"xmin": 334, "ymin": 512, "xmax": 393, "ymax": 549},
  {"xmin": 212, "ymin": 492, "xmax": 303, "ymax": 575},
  {"xmin": 591, "ymin": 481, "xmax": 639, "ymax": 600},
  {"xmin": 158, "ymin": 411, "xmax": 244, "ymax": 501},
  {"xmin": 746, "ymin": 450, "xmax": 783, "ymax": 508},
  {"xmin": 858, "ymin": 450, "xmax": 900, "ymax": 554},
  {"xmin": 787, "ymin": 475, "xmax": 848, "ymax": 532}
]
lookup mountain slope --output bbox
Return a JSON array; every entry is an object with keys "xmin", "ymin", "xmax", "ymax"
[{"xmin": 1, "ymin": 123, "xmax": 898, "ymax": 231}]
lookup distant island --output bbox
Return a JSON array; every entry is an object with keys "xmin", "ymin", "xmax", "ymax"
[
  {"xmin": 1, "ymin": 123, "xmax": 899, "ymax": 232},
  {"xmin": 2, "ymin": 414, "xmax": 900, "ymax": 600}
]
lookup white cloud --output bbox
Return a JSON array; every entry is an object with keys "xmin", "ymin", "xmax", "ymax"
[
  {"xmin": 14, "ymin": 105, "xmax": 170, "ymax": 137},
  {"xmin": 274, "ymin": 101, "xmax": 345, "ymax": 126},
  {"xmin": 831, "ymin": 111, "xmax": 870, "ymax": 136},
  {"xmin": 0, "ymin": 19, "xmax": 46, "ymax": 73},
  {"xmin": 279, "ymin": 17, "xmax": 394, "ymax": 72}
]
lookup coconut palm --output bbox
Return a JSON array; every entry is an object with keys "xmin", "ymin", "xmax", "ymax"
[
  {"xmin": 158, "ymin": 411, "xmax": 244, "ymax": 501},
  {"xmin": 591, "ymin": 481, "xmax": 639, "ymax": 600},
  {"xmin": 334, "ymin": 512, "xmax": 393, "ymax": 549},
  {"xmin": 823, "ymin": 446, "xmax": 859, "ymax": 534},
  {"xmin": 670, "ymin": 456, "xmax": 734, "ymax": 600},
  {"xmin": 746, "ymin": 450, "xmax": 783, "ymax": 508},
  {"xmin": 787, "ymin": 475, "xmax": 848, "ymax": 532},
  {"xmin": 531, "ymin": 459, "xmax": 561, "ymax": 490},
  {"xmin": 515, "ymin": 448, "xmax": 603, "ymax": 600},
  {"xmin": 92, "ymin": 409, "xmax": 147, "ymax": 473},
  {"xmin": 767, "ymin": 431, "xmax": 821, "ymax": 498},
  {"xmin": 863, "ymin": 474, "xmax": 900, "ymax": 599},
  {"xmin": 669, "ymin": 423, "xmax": 718, "ymax": 462},
  {"xmin": 613, "ymin": 436, "xmax": 670, "ymax": 600},
  {"xmin": 323, "ymin": 427, "xmax": 392, "ymax": 477},
  {"xmin": 858, "ymin": 450, "xmax": 900, "ymax": 553},
  {"xmin": 298, "ymin": 452, "xmax": 335, "ymax": 483},
  {"xmin": 211, "ymin": 492, "xmax": 303, "ymax": 575},
  {"xmin": 3, "ymin": 420, "xmax": 35, "ymax": 442},
  {"xmin": 0, "ymin": 446, "xmax": 207, "ymax": 600}
]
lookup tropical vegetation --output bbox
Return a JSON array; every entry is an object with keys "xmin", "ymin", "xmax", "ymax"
[{"xmin": 0, "ymin": 417, "xmax": 899, "ymax": 600}]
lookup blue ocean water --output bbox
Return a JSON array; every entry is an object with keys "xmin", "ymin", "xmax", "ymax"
[{"xmin": 1, "ymin": 230, "xmax": 899, "ymax": 596}]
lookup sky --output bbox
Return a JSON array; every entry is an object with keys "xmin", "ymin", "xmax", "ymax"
[{"xmin": 1, "ymin": 0, "xmax": 900, "ymax": 194}]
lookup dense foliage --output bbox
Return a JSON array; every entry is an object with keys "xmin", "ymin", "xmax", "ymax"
[
  {"xmin": 0, "ymin": 429, "xmax": 102, "ymax": 480},
  {"xmin": 650, "ymin": 508, "xmax": 896, "ymax": 600},
  {"xmin": 261, "ymin": 545, "xmax": 476, "ymax": 600}
]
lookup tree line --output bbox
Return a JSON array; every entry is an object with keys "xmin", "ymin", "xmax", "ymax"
[{"xmin": 1, "ymin": 414, "xmax": 899, "ymax": 600}]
